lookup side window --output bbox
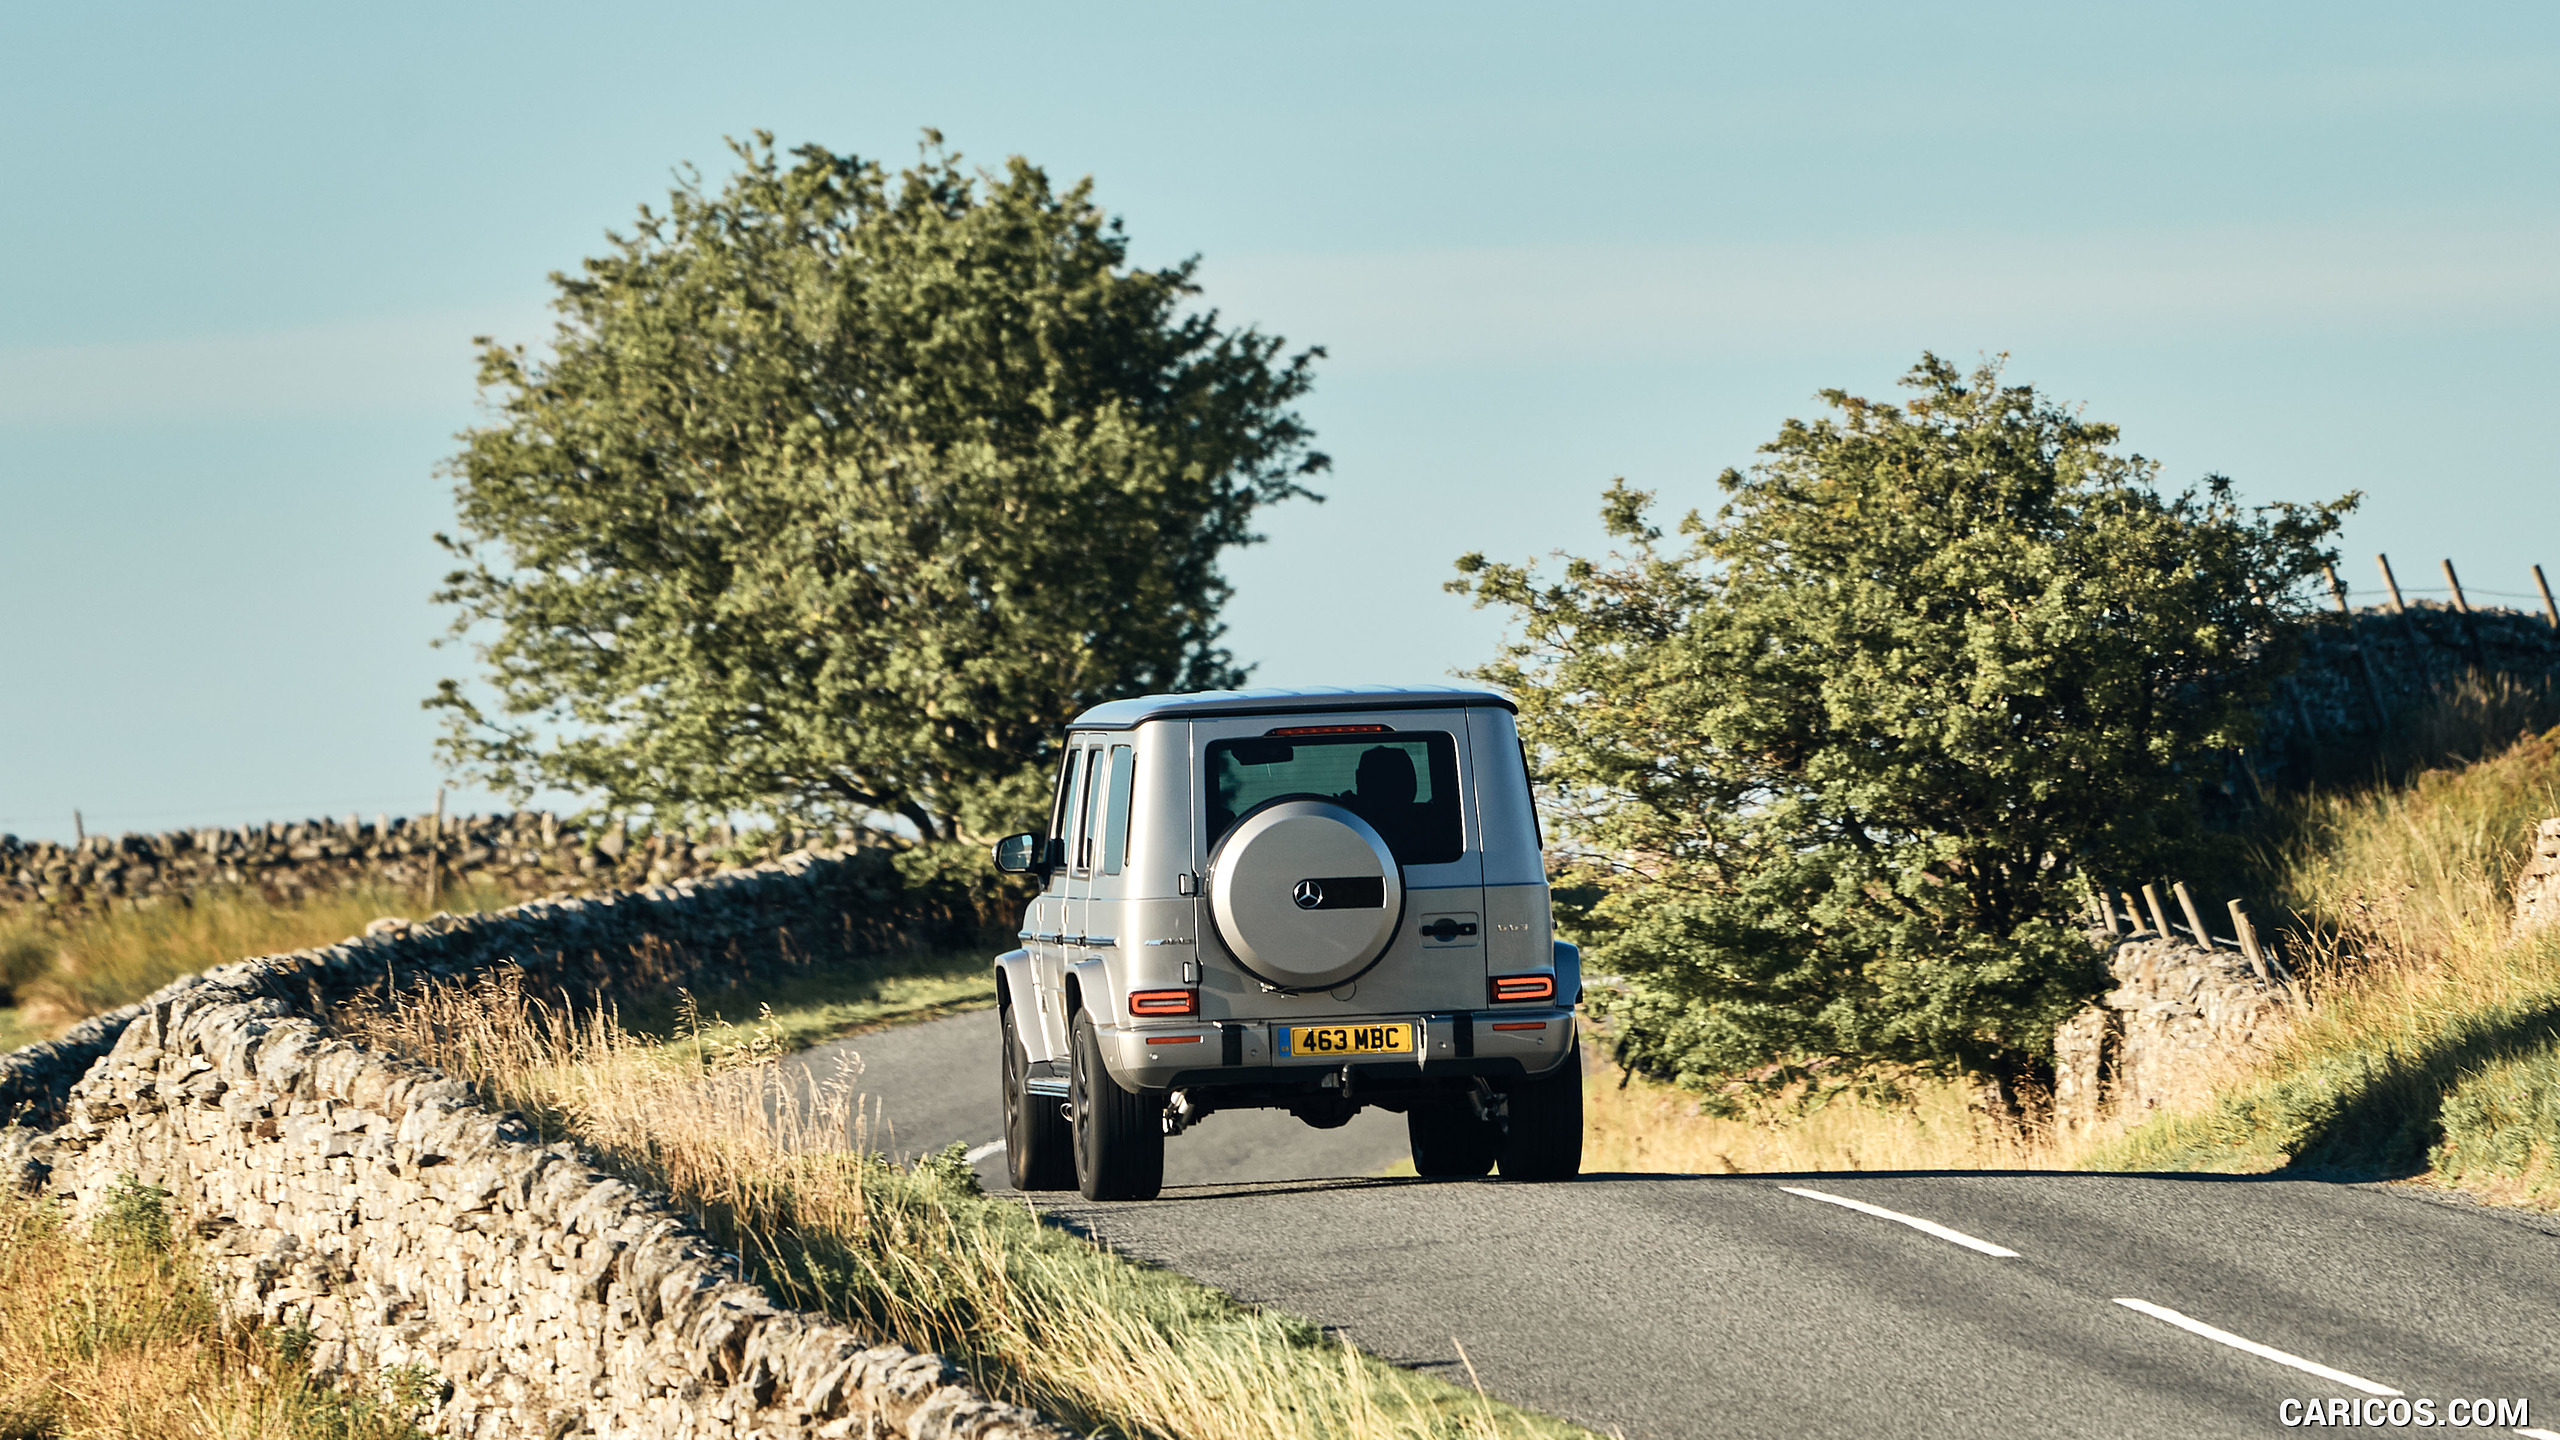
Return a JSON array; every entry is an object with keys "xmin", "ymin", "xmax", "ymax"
[
  {"xmin": 1050, "ymin": 744, "xmax": 1089, "ymax": 889},
  {"xmin": 1047, "ymin": 746, "xmax": 1079, "ymax": 843},
  {"xmin": 1079, "ymin": 742, "xmax": 1111, "ymax": 874},
  {"xmin": 1102, "ymin": 745, "xmax": 1136, "ymax": 876},
  {"xmin": 1517, "ymin": 738, "xmax": 1543, "ymax": 851}
]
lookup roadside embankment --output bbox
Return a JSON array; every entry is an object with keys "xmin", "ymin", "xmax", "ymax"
[
  {"xmin": 1, "ymin": 848, "xmax": 1062, "ymax": 1439},
  {"xmin": 2091, "ymin": 728, "xmax": 2560, "ymax": 1193},
  {"xmin": 7, "ymin": 976, "xmax": 1055, "ymax": 1439}
]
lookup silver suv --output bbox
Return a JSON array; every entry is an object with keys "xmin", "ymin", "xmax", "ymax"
[{"xmin": 990, "ymin": 686, "xmax": 1582, "ymax": 1200}]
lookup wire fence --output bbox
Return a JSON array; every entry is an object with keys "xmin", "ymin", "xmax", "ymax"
[
  {"xmin": 2321, "ymin": 553, "xmax": 2559, "ymax": 626},
  {"xmin": 2092, "ymin": 879, "xmax": 2294, "ymax": 990}
]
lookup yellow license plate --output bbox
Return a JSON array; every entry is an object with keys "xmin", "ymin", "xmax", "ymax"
[{"xmin": 1282, "ymin": 1023, "xmax": 1414, "ymax": 1057}]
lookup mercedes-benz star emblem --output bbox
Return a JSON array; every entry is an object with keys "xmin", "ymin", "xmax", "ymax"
[{"xmin": 1291, "ymin": 879, "xmax": 1324, "ymax": 910}]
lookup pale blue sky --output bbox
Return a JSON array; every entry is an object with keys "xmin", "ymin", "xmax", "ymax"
[{"xmin": 2, "ymin": 3, "xmax": 2554, "ymax": 840}]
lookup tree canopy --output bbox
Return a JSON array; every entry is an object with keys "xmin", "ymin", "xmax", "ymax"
[
  {"xmin": 432, "ymin": 134, "xmax": 1325, "ymax": 842},
  {"xmin": 1454, "ymin": 356, "xmax": 2352, "ymax": 1093}
]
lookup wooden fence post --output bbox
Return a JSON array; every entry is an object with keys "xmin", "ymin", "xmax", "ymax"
[
  {"xmin": 2142, "ymin": 883, "xmax": 2174, "ymax": 941},
  {"xmin": 2376, "ymin": 552, "xmax": 2443, "ymax": 684},
  {"xmin": 2535, "ymin": 564, "xmax": 2558, "ymax": 630},
  {"xmin": 72, "ymin": 809, "xmax": 85, "ymax": 844},
  {"xmin": 2171, "ymin": 880, "xmax": 2212, "ymax": 949},
  {"xmin": 2227, "ymin": 899, "xmax": 2268, "ymax": 981},
  {"xmin": 426, "ymin": 788, "xmax": 446, "ymax": 910},
  {"xmin": 2436, "ymin": 557, "xmax": 2494, "ymax": 670},
  {"xmin": 2324, "ymin": 562, "xmax": 2392, "ymax": 730}
]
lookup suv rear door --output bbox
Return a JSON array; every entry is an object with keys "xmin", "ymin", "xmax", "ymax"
[{"xmin": 1185, "ymin": 709, "xmax": 1486, "ymax": 1010}]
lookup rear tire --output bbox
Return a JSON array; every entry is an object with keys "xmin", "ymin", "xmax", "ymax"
[
  {"xmin": 1072, "ymin": 1009, "xmax": 1165, "ymax": 1200},
  {"xmin": 1496, "ymin": 1034, "xmax": 1584, "ymax": 1181},
  {"xmin": 1406, "ymin": 1096, "xmax": 1499, "ymax": 1178},
  {"xmin": 1002, "ymin": 1001, "xmax": 1075, "ymax": 1191}
]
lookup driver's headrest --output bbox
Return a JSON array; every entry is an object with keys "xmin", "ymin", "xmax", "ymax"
[{"xmin": 1354, "ymin": 746, "xmax": 1418, "ymax": 806}]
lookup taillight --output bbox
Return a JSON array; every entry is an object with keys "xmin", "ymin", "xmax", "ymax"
[
  {"xmin": 1128, "ymin": 989, "xmax": 1198, "ymax": 1016},
  {"xmin": 1488, "ymin": 973, "xmax": 1556, "ymax": 1004}
]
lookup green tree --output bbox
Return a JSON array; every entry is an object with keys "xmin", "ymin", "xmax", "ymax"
[
  {"xmin": 1454, "ymin": 356, "xmax": 2351, "ymax": 1097},
  {"xmin": 432, "ymin": 134, "xmax": 1325, "ymax": 842}
]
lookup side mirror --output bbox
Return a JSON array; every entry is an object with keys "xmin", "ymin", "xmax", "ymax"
[{"xmin": 992, "ymin": 832, "xmax": 1043, "ymax": 875}]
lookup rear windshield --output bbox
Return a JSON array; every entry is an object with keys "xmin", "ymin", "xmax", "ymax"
[{"xmin": 1204, "ymin": 731, "xmax": 1463, "ymax": 866}]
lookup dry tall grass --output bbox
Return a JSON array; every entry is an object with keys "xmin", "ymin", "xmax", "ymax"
[
  {"xmin": 0, "ymin": 1179, "xmax": 429, "ymax": 1440},
  {"xmin": 340, "ymin": 973, "xmax": 1587, "ymax": 1440},
  {"xmin": 1579, "ymin": 1057, "xmax": 2084, "ymax": 1175},
  {"xmin": 0, "ymin": 880, "xmax": 515, "ymax": 1039}
]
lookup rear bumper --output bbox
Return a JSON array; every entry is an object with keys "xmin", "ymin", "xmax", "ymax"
[{"xmin": 1098, "ymin": 1009, "xmax": 1576, "ymax": 1092}]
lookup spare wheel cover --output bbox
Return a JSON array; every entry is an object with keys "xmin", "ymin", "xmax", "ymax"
[{"xmin": 1207, "ymin": 799, "xmax": 1403, "ymax": 991}]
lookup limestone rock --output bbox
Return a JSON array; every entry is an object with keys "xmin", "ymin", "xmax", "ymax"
[{"xmin": 2515, "ymin": 817, "xmax": 2560, "ymax": 935}]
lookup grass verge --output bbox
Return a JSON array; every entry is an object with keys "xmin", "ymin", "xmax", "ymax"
[
  {"xmin": 341, "ymin": 971, "xmax": 1591, "ymax": 1440},
  {"xmin": 0, "ymin": 1178, "xmax": 430, "ymax": 1440},
  {"xmin": 616, "ymin": 948, "xmax": 996, "ymax": 1053},
  {"xmin": 2429, "ymin": 1037, "xmax": 2560, "ymax": 1205}
]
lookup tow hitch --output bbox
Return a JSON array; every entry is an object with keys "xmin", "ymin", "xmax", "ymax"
[{"xmin": 1163, "ymin": 1091, "xmax": 1211, "ymax": 1137}]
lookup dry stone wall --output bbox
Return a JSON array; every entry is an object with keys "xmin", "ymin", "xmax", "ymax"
[
  {"xmin": 2253, "ymin": 604, "xmax": 2560, "ymax": 787},
  {"xmin": 2053, "ymin": 932, "xmax": 2297, "ymax": 1134},
  {"xmin": 0, "ymin": 811, "xmax": 860, "ymax": 918},
  {"xmin": 0, "ymin": 848, "xmax": 1059, "ymax": 1439}
]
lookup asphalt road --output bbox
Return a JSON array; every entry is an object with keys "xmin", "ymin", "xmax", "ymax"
[
  {"xmin": 787, "ymin": 1011, "xmax": 2560, "ymax": 1440},
  {"xmin": 787, "ymin": 1006, "xmax": 1413, "ymax": 1183}
]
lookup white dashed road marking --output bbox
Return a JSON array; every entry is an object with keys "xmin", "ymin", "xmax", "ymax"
[
  {"xmin": 964, "ymin": 1139, "xmax": 1006, "ymax": 1164},
  {"xmin": 1776, "ymin": 1186, "xmax": 2021, "ymax": 1258},
  {"xmin": 2111, "ymin": 1298, "xmax": 2402, "ymax": 1396}
]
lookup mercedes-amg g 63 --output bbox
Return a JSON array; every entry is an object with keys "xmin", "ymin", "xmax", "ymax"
[{"xmin": 989, "ymin": 686, "xmax": 1582, "ymax": 1200}]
